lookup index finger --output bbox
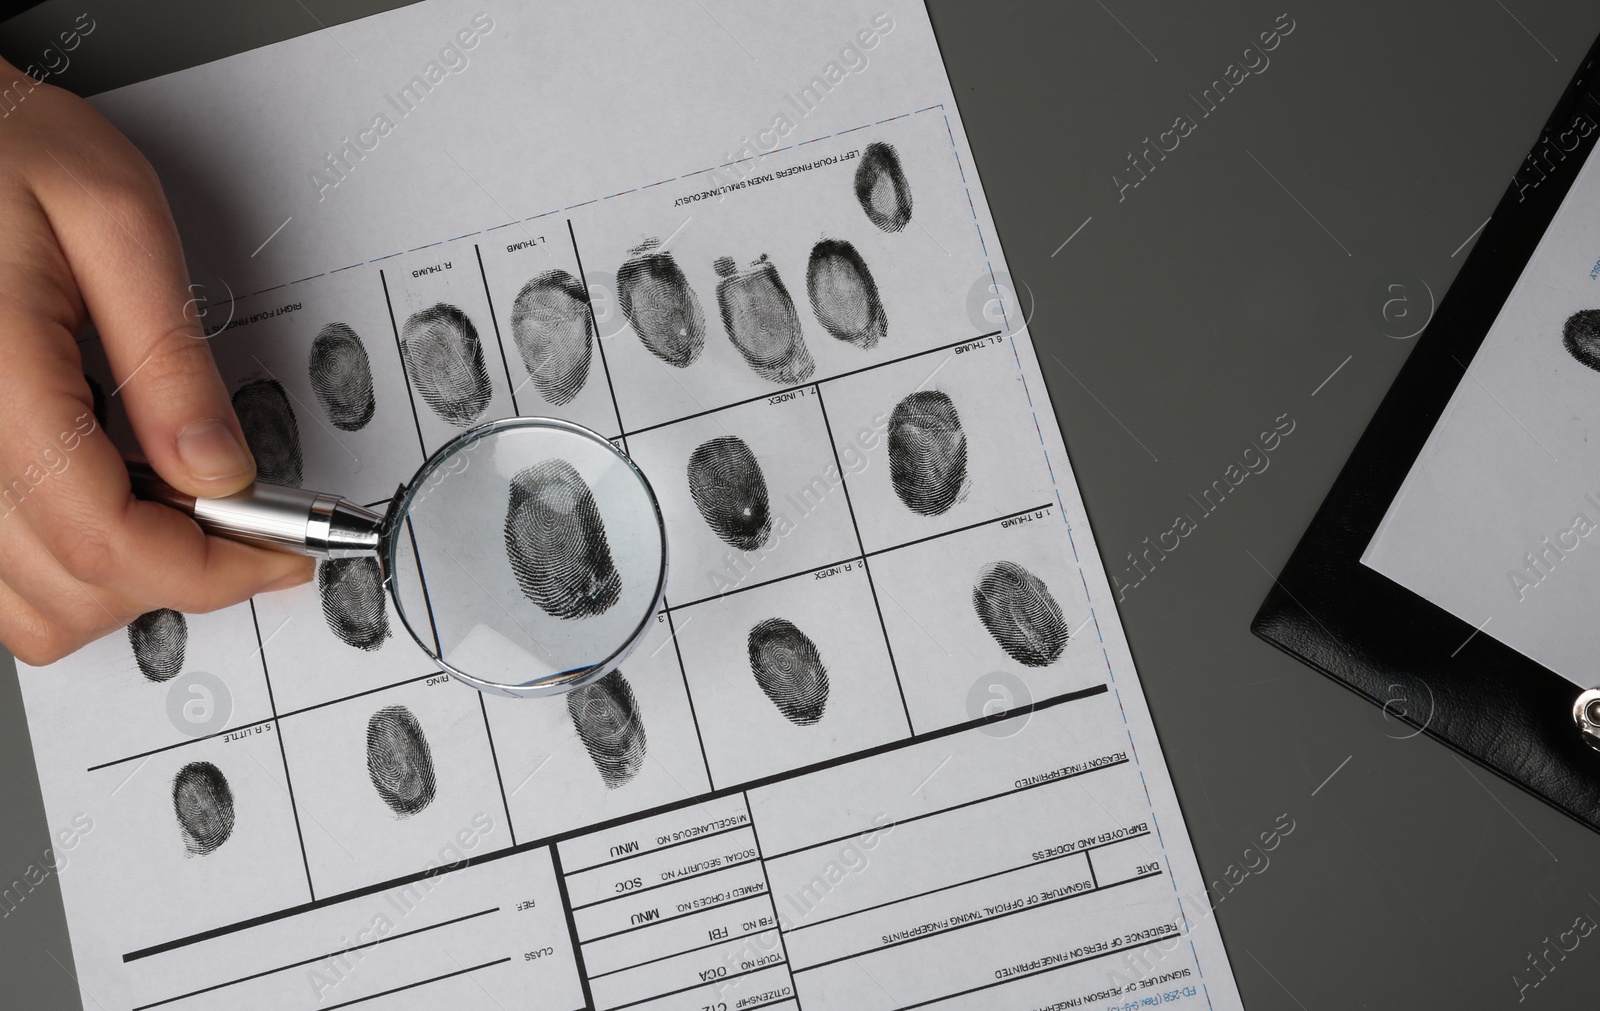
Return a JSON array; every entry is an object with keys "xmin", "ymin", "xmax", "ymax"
[
  {"xmin": 0, "ymin": 232, "xmax": 311, "ymax": 613},
  {"xmin": 26, "ymin": 92, "xmax": 257, "ymax": 499}
]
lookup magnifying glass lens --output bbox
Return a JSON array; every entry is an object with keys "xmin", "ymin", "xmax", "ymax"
[{"xmin": 387, "ymin": 421, "xmax": 666, "ymax": 697}]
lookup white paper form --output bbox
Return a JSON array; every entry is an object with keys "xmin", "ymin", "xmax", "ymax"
[
  {"xmin": 14, "ymin": 2, "xmax": 1243, "ymax": 1008},
  {"xmin": 1365, "ymin": 128, "xmax": 1600, "ymax": 687}
]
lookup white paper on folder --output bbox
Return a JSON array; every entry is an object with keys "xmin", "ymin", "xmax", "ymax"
[
  {"xmin": 1365, "ymin": 132, "xmax": 1600, "ymax": 689},
  {"xmin": 14, "ymin": 3, "xmax": 1243, "ymax": 1008}
]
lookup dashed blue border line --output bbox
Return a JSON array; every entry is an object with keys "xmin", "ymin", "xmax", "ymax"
[
  {"xmin": 234, "ymin": 101, "xmax": 948, "ymax": 301},
  {"xmin": 933, "ymin": 107, "xmax": 1217, "ymax": 1007}
]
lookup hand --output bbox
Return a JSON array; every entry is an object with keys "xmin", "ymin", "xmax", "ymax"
[{"xmin": 0, "ymin": 58, "xmax": 312, "ymax": 666}]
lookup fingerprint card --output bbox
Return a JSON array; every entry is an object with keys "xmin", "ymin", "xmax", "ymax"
[
  {"xmin": 379, "ymin": 247, "xmax": 519, "ymax": 456},
  {"xmin": 578, "ymin": 117, "xmax": 993, "ymax": 435},
  {"xmin": 476, "ymin": 234, "xmax": 625, "ymax": 437},
  {"xmin": 251, "ymin": 557, "xmax": 440, "ymax": 715},
  {"xmin": 871, "ymin": 503, "xmax": 1099, "ymax": 735},
  {"xmin": 73, "ymin": 727, "xmax": 309, "ymax": 954},
  {"xmin": 672, "ymin": 562, "xmax": 909, "ymax": 787},
  {"xmin": 13, "ymin": 2, "xmax": 1243, "ymax": 1008},
  {"xmin": 204, "ymin": 269, "xmax": 425, "ymax": 506},
  {"xmin": 823, "ymin": 336, "xmax": 1060, "ymax": 554},
  {"xmin": 626, "ymin": 391, "xmax": 861, "ymax": 607},
  {"xmin": 483, "ymin": 615, "xmax": 710, "ymax": 842},
  {"xmin": 21, "ymin": 602, "xmax": 274, "ymax": 773},
  {"xmin": 276, "ymin": 675, "xmax": 512, "ymax": 896}
]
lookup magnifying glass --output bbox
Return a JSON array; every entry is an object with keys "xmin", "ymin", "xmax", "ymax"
[{"xmin": 128, "ymin": 418, "xmax": 667, "ymax": 699}]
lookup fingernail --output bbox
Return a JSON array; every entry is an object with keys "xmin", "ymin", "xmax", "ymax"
[{"xmin": 177, "ymin": 420, "xmax": 253, "ymax": 481}]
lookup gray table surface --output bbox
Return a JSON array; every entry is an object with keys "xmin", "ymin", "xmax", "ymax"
[{"xmin": 5, "ymin": 2, "xmax": 1600, "ymax": 1007}]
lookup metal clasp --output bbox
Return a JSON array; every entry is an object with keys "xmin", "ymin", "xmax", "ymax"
[{"xmin": 1575, "ymin": 689, "xmax": 1600, "ymax": 752}]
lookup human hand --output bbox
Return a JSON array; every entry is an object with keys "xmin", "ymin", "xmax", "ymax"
[{"xmin": 0, "ymin": 58, "xmax": 312, "ymax": 666}]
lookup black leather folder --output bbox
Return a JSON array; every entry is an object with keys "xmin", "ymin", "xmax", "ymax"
[{"xmin": 1251, "ymin": 37, "xmax": 1600, "ymax": 832}]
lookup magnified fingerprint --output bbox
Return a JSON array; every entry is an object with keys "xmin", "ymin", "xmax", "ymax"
[
  {"xmin": 400, "ymin": 303, "xmax": 492, "ymax": 427},
  {"xmin": 687, "ymin": 436, "xmax": 771, "ymax": 550},
  {"xmin": 748, "ymin": 618, "xmax": 829, "ymax": 725},
  {"xmin": 1561, "ymin": 309, "xmax": 1600, "ymax": 371},
  {"xmin": 318, "ymin": 558, "xmax": 390, "ymax": 651},
  {"xmin": 85, "ymin": 373, "xmax": 107, "ymax": 430},
  {"xmin": 510, "ymin": 270, "xmax": 594, "ymax": 406},
  {"xmin": 566, "ymin": 670, "xmax": 646, "ymax": 789},
  {"xmin": 505, "ymin": 460, "xmax": 621, "ymax": 619},
  {"xmin": 233, "ymin": 378, "xmax": 303, "ymax": 486},
  {"xmin": 807, "ymin": 239, "xmax": 887, "ymax": 349},
  {"xmin": 618, "ymin": 242, "xmax": 706, "ymax": 367},
  {"xmin": 172, "ymin": 761, "xmax": 234, "ymax": 856},
  {"xmin": 308, "ymin": 322, "xmax": 376, "ymax": 431},
  {"xmin": 854, "ymin": 142, "xmax": 913, "ymax": 233},
  {"xmin": 972, "ymin": 561, "xmax": 1069, "ymax": 667},
  {"xmin": 889, "ymin": 390, "xmax": 968, "ymax": 516},
  {"xmin": 366, "ymin": 705, "xmax": 436, "ymax": 817},
  {"xmin": 715, "ymin": 255, "xmax": 815, "ymax": 384},
  {"xmin": 128, "ymin": 607, "xmax": 186, "ymax": 683}
]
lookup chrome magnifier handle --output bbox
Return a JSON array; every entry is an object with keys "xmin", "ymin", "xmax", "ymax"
[
  {"xmin": 125, "ymin": 418, "xmax": 666, "ymax": 699},
  {"xmin": 127, "ymin": 461, "xmax": 384, "ymax": 559}
]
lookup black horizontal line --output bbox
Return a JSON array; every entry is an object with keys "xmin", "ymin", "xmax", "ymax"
[
  {"xmin": 566, "ymin": 821, "xmax": 750, "ymax": 875},
  {"xmin": 765, "ymin": 751, "xmax": 1130, "ymax": 862},
  {"xmin": 95, "ymin": 483, "xmax": 1040, "ymax": 776},
  {"xmin": 129, "ymin": 907, "xmax": 498, "ymax": 1009},
  {"xmin": 866, "ymin": 503, "xmax": 1053, "ymax": 559},
  {"xmin": 586, "ymin": 924, "xmax": 772, "ymax": 980},
  {"xmin": 667, "ymin": 555, "xmax": 862, "ymax": 610},
  {"xmin": 726, "ymin": 993, "xmax": 792, "ymax": 1011},
  {"xmin": 572, "ymin": 854, "xmax": 759, "ymax": 910},
  {"xmin": 666, "ymin": 502, "xmax": 1054, "ymax": 612},
  {"xmin": 275, "ymin": 671, "xmax": 444, "ymax": 720},
  {"xmin": 87, "ymin": 671, "xmax": 443, "ymax": 773},
  {"xmin": 85, "ymin": 722, "xmax": 261, "ymax": 773},
  {"xmin": 793, "ymin": 871, "xmax": 1162, "ymax": 974},
  {"xmin": 786, "ymin": 830, "xmax": 1150, "ymax": 933},
  {"xmin": 849, "ymin": 910, "xmax": 1175, "ymax": 1011},
  {"xmin": 621, "ymin": 330, "xmax": 1000, "ymax": 439},
  {"xmin": 123, "ymin": 685, "xmax": 1108, "ymax": 962},
  {"xmin": 582, "ymin": 883, "xmax": 770, "ymax": 944},
  {"xmin": 603, "ymin": 958, "xmax": 787, "ymax": 1011},
  {"xmin": 321, "ymin": 957, "xmax": 510, "ymax": 1009}
]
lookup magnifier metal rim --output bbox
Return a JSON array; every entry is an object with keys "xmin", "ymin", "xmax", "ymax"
[{"xmin": 379, "ymin": 417, "xmax": 669, "ymax": 699}]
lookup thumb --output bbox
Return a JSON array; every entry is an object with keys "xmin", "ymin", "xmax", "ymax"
[
  {"xmin": 116, "ymin": 326, "xmax": 260, "ymax": 499},
  {"xmin": 35, "ymin": 123, "xmax": 257, "ymax": 498}
]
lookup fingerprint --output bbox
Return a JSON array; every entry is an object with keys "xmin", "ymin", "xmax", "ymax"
[
  {"xmin": 972, "ymin": 561, "xmax": 1069, "ymax": 667},
  {"xmin": 747, "ymin": 618, "xmax": 829, "ymax": 725},
  {"xmin": 128, "ymin": 608, "xmax": 186, "ymax": 683},
  {"xmin": 715, "ymin": 255, "xmax": 815, "ymax": 384},
  {"xmin": 318, "ymin": 557, "xmax": 390, "ymax": 651},
  {"xmin": 85, "ymin": 373, "xmax": 107, "ymax": 430},
  {"xmin": 504, "ymin": 460, "xmax": 621, "ymax": 619},
  {"xmin": 172, "ymin": 761, "xmax": 234, "ymax": 856},
  {"xmin": 510, "ymin": 270, "xmax": 594, "ymax": 406},
  {"xmin": 400, "ymin": 303, "xmax": 492, "ymax": 427},
  {"xmin": 854, "ymin": 142, "xmax": 913, "ymax": 233},
  {"xmin": 366, "ymin": 705, "xmax": 437, "ymax": 817},
  {"xmin": 233, "ymin": 378, "xmax": 303, "ymax": 486},
  {"xmin": 308, "ymin": 322, "xmax": 376, "ymax": 431},
  {"xmin": 888, "ymin": 390, "xmax": 968, "ymax": 516},
  {"xmin": 687, "ymin": 436, "xmax": 771, "ymax": 551},
  {"xmin": 566, "ymin": 670, "xmax": 646, "ymax": 789},
  {"xmin": 1561, "ymin": 309, "xmax": 1600, "ymax": 372},
  {"xmin": 807, "ymin": 239, "xmax": 887, "ymax": 349},
  {"xmin": 618, "ymin": 242, "xmax": 706, "ymax": 367}
]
